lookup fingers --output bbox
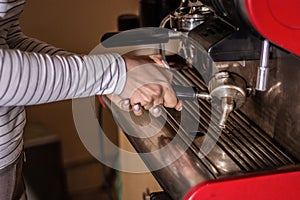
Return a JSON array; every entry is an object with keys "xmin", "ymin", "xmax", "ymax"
[
  {"xmin": 162, "ymin": 87, "xmax": 182, "ymax": 111},
  {"xmin": 113, "ymin": 54, "xmax": 182, "ymax": 116},
  {"xmin": 130, "ymin": 85, "xmax": 163, "ymax": 107},
  {"xmin": 129, "ymin": 84, "xmax": 163, "ymax": 117},
  {"xmin": 108, "ymin": 84, "xmax": 182, "ymax": 118},
  {"xmin": 107, "ymin": 93, "xmax": 146, "ymax": 117},
  {"xmin": 106, "ymin": 94, "xmax": 130, "ymax": 111},
  {"xmin": 106, "ymin": 94, "xmax": 179, "ymax": 118},
  {"xmin": 128, "ymin": 84, "xmax": 182, "ymax": 116},
  {"xmin": 133, "ymin": 104, "xmax": 162, "ymax": 118},
  {"xmin": 149, "ymin": 54, "xmax": 164, "ymax": 66}
]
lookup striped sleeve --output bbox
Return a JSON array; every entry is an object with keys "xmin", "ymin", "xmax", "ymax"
[{"xmin": 0, "ymin": 48, "xmax": 126, "ymax": 106}]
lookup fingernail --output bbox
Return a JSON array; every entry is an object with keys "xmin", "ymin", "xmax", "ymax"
[
  {"xmin": 121, "ymin": 99, "xmax": 130, "ymax": 110},
  {"xmin": 152, "ymin": 107, "xmax": 161, "ymax": 115},
  {"xmin": 178, "ymin": 106, "xmax": 182, "ymax": 112},
  {"xmin": 133, "ymin": 104, "xmax": 140, "ymax": 112},
  {"xmin": 162, "ymin": 60, "xmax": 170, "ymax": 69},
  {"xmin": 123, "ymin": 99, "xmax": 130, "ymax": 106}
]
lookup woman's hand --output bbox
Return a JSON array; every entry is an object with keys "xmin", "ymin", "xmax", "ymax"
[{"xmin": 107, "ymin": 55, "xmax": 182, "ymax": 116}]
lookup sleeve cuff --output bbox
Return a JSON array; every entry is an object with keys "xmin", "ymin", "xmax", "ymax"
[{"xmin": 113, "ymin": 55, "xmax": 127, "ymax": 95}]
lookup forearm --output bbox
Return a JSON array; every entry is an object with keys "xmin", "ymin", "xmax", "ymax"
[{"xmin": 0, "ymin": 48, "xmax": 126, "ymax": 106}]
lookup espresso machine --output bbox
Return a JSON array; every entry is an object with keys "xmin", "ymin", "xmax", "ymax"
[{"xmin": 100, "ymin": 0, "xmax": 300, "ymax": 199}]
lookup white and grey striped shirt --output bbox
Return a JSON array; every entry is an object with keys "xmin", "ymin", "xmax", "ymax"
[{"xmin": 0, "ymin": 0, "xmax": 126, "ymax": 169}]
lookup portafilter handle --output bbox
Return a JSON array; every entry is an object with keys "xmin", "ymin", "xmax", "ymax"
[
  {"xmin": 172, "ymin": 85, "xmax": 211, "ymax": 101},
  {"xmin": 172, "ymin": 71, "xmax": 247, "ymax": 128}
]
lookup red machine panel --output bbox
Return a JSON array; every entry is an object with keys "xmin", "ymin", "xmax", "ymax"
[
  {"xmin": 244, "ymin": 0, "xmax": 300, "ymax": 56},
  {"xmin": 184, "ymin": 170, "xmax": 300, "ymax": 200}
]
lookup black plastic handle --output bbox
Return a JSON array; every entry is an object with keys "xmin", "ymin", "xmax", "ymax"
[
  {"xmin": 172, "ymin": 85, "xmax": 198, "ymax": 100},
  {"xmin": 101, "ymin": 28, "xmax": 170, "ymax": 48}
]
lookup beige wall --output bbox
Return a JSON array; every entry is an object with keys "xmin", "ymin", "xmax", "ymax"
[
  {"xmin": 20, "ymin": 0, "xmax": 139, "ymax": 54},
  {"xmin": 20, "ymin": 0, "xmax": 139, "ymax": 194}
]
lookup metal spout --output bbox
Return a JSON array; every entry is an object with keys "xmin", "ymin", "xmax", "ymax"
[
  {"xmin": 219, "ymin": 97, "xmax": 235, "ymax": 128},
  {"xmin": 256, "ymin": 40, "xmax": 270, "ymax": 91}
]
